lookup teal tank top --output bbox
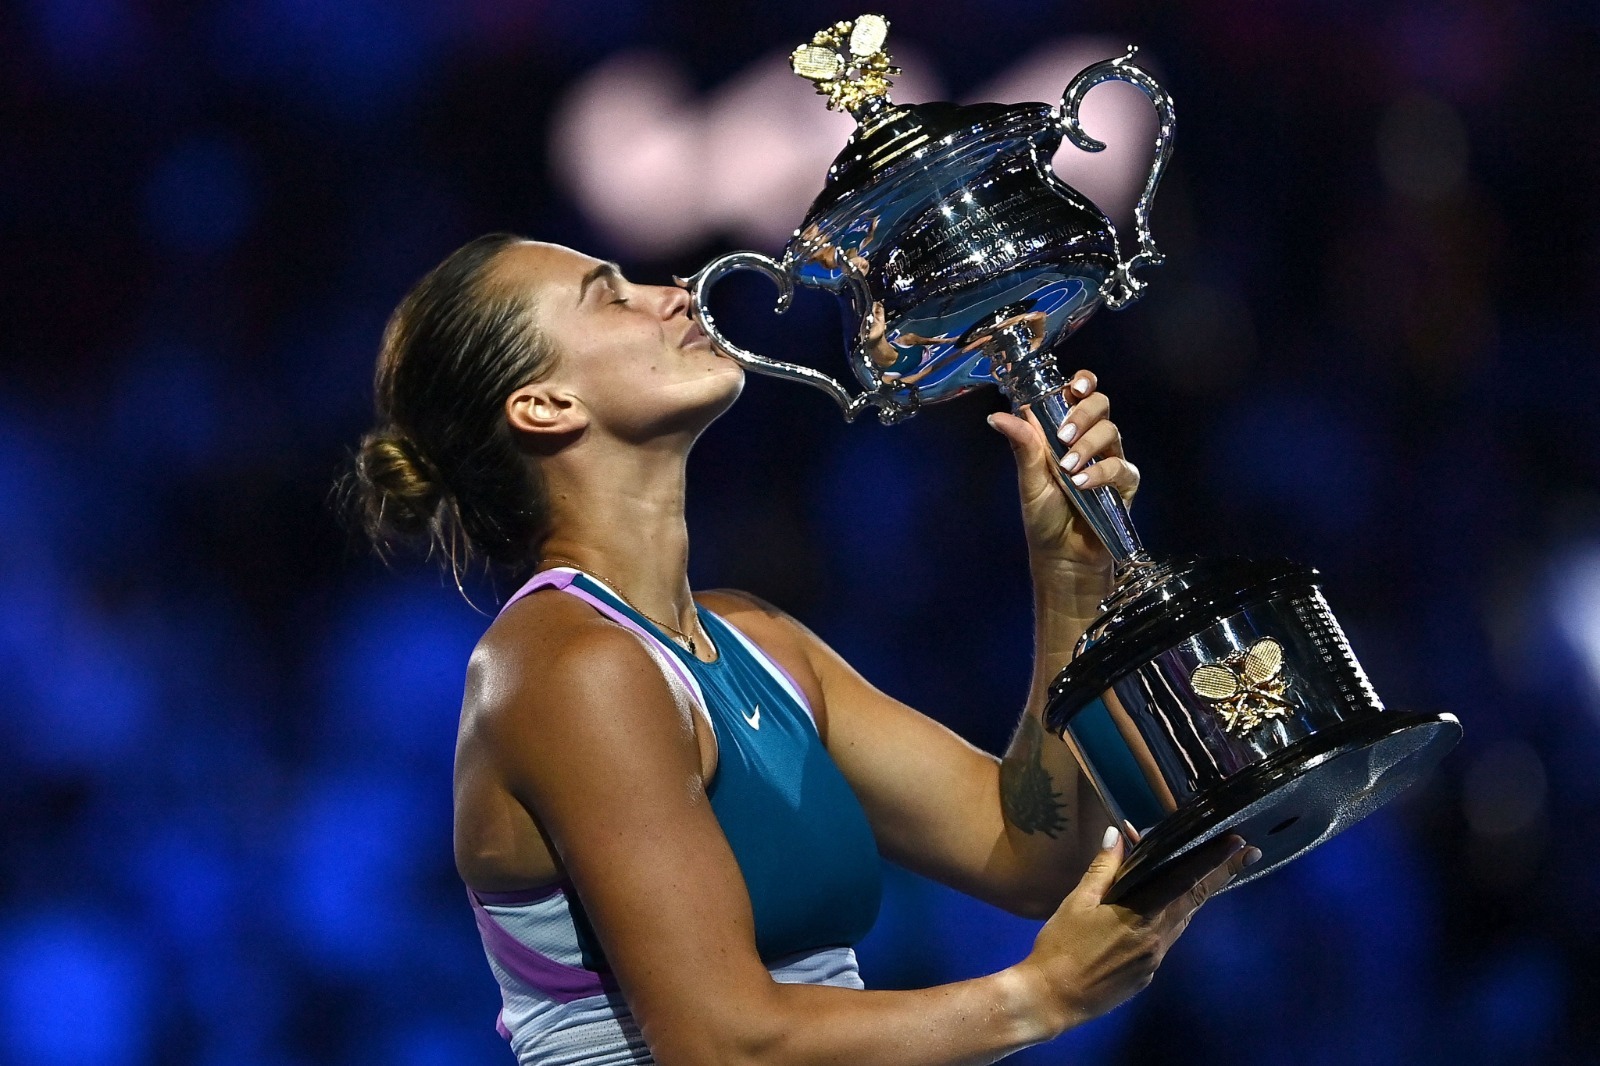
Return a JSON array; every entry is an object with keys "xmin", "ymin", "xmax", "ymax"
[{"xmin": 509, "ymin": 567, "xmax": 883, "ymax": 962}]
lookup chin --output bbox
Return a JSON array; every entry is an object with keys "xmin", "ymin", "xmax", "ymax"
[
  {"xmin": 650, "ymin": 363, "xmax": 744, "ymax": 440},
  {"xmin": 696, "ymin": 362, "xmax": 745, "ymax": 422}
]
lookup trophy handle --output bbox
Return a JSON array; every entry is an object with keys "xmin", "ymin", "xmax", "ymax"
[
  {"xmin": 1059, "ymin": 46, "xmax": 1176, "ymax": 311},
  {"xmin": 685, "ymin": 251, "xmax": 899, "ymax": 423}
]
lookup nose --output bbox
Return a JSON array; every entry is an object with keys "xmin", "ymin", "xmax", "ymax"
[{"xmin": 658, "ymin": 281, "xmax": 692, "ymax": 320}]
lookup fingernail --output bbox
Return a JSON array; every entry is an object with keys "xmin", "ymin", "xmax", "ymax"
[
  {"xmin": 1073, "ymin": 377, "xmax": 1091, "ymax": 395},
  {"xmin": 1243, "ymin": 847, "xmax": 1262, "ymax": 867},
  {"xmin": 1057, "ymin": 422, "xmax": 1077, "ymax": 444},
  {"xmin": 1060, "ymin": 451, "xmax": 1081, "ymax": 471},
  {"xmin": 1071, "ymin": 472, "xmax": 1089, "ymax": 487},
  {"xmin": 986, "ymin": 414, "xmax": 998, "ymax": 429},
  {"xmin": 1101, "ymin": 826, "xmax": 1120, "ymax": 850}
]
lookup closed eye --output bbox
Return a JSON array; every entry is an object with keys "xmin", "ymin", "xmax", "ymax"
[{"xmin": 577, "ymin": 261, "xmax": 627, "ymax": 307}]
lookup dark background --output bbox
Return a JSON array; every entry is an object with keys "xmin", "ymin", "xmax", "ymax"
[{"xmin": 2, "ymin": 1, "xmax": 1597, "ymax": 1063}]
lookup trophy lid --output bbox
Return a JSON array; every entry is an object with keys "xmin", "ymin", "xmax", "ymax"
[{"xmin": 787, "ymin": 15, "xmax": 1059, "ymax": 252}]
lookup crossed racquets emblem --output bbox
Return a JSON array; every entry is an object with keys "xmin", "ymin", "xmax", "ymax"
[{"xmin": 1188, "ymin": 637, "xmax": 1295, "ymax": 735}]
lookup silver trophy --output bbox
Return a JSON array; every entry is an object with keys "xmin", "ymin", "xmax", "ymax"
[{"xmin": 687, "ymin": 15, "xmax": 1460, "ymax": 900}]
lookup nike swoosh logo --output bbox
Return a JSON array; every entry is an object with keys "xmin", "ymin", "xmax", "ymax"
[{"xmin": 742, "ymin": 703, "xmax": 761, "ymax": 730}]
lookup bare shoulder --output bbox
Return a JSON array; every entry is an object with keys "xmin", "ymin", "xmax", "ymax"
[
  {"xmin": 694, "ymin": 582, "xmax": 812, "ymax": 640},
  {"xmin": 463, "ymin": 591, "xmax": 702, "ymax": 769},
  {"xmin": 466, "ymin": 590, "xmax": 627, "ymax": 715}
]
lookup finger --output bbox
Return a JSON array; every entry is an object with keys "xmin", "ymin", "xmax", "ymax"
[
  {"xmin": 1156, "ymin": 839, "xmax": 1260, "ymax": 937},
  {"xmin": 1058, "ymin": 419, "xmax": 1124, "ymax": 475},
  {"xmin": 1053, "ymin": 391, "xmax": 1109, "ymax": 450},
  {"xmin": 987, "ymin": 411, "xmax": 1051, "ymax": 464},
  {"xmin": 1116, "ymin": 834, "xmax": 1248, "ymax": 917},
  {"xmin": 1071, "ymin": 825, "xmax": 1127, "ymax": 905},
  {"xmin": 1067, "ymin": 369, "xmax": 1098, "ymax": 399},
  {"xmin": 1064, "ymin": 455, "xmax": 1141, "ymax": 503}
]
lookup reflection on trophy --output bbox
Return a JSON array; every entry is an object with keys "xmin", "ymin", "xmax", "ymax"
[{"xmin": 687, "ymin": 14, "xmax": 1461, "ymax": 900}]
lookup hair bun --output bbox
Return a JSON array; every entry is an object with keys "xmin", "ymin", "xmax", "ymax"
[{"xmin": 355, "ymin": 428, "xmax": 446, "ymax": 538}]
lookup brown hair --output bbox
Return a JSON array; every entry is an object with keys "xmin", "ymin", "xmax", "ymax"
[{"xmin": 344, "ymin": 233, "xmax": 560, "ymax": 577}]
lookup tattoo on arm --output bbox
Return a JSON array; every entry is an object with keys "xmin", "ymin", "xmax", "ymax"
[{"xmin": 1000, "ymin": 715, "xmax": 1067, "ymax": 838}]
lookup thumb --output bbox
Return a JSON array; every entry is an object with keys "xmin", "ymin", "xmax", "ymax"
[
  {"xmin": 1073, "ymin": 826, "xmax": 1126, "ymax": 904},
  {"xmin": 988, "ymin": 410, "xmax": 1065, "ymax": 500},
  {"xmin": 987, "ymin": 410, "xmax": 1052, "ymax": 467},
  {"xmin": 986, "ymin": 411, "xmax": 1031, "ymax": 450}
]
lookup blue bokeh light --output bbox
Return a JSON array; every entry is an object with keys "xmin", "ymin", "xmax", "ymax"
[
  {"xmin": 323, "ymin": 583, "xmax": 484, "ymax": 766},
  {"xmin": 0, "ymin": 913, "xmax": 153, "ymax": 1066},
  {"xmin": 279, "ymin": 770, "xmax": 438, "ymax": 976}
]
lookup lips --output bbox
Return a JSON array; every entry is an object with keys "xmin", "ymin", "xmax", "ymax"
[{"xmin": 680, "ymin": 320, "xmax": 711, "ymax": 347}]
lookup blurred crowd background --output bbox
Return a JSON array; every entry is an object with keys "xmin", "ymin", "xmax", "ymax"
[{"xmin": 3, "ymin": 0, "xmax": 1598, "ymax": 1063}]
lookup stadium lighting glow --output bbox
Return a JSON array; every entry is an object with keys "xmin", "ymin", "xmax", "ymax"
[{"xmin": 550, "ymin": 38, "xmax": 1156, "ymax": 257}]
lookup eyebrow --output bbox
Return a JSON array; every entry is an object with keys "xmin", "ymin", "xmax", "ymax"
[{"xmin": 577, "ymin": 261, "xmax": 623, "ymax": 306}]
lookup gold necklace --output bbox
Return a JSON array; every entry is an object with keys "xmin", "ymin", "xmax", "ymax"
[{"xmin": 539, "ymin": 556, "xmax": 705, "ymax": 657}]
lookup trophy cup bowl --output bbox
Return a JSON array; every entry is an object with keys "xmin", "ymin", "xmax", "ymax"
[{"xmin": 688, "ymin": 14, "xmax": 1460, "ymax": 901}]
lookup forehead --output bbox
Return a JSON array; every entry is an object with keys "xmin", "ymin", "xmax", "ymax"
[{"xmin": 487, "ymin": 241, "xmax": 603, "ymax": 294}]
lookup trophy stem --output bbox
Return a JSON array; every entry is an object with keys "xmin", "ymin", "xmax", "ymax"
[{"xmin": 986, "ymin": 325, "xmax": 1151, "ymax": 574}]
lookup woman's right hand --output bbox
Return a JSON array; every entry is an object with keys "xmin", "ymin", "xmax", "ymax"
[{"xmin": 1019, "ymin": 829, "xmax": 1259, "ymax": 1033}]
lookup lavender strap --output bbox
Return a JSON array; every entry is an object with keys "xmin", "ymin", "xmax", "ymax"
[{"xmin": 499, "ymin": 567, "xmax": 707, "ymax": 710}]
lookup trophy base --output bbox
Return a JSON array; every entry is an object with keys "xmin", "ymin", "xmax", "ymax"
[{"xmin": 1104, "ymin": 709, "xmax": 1461, "ymax": 904}]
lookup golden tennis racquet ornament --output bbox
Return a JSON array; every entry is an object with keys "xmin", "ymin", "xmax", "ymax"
[{"xmin": 1189, "ymin": 638, "xmax": 1294, "ymax": 735}]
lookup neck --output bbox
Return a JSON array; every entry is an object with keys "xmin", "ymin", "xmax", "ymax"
[{"xmin": 535, "ymin": 436, "xmax": 698, "ymax": 636}]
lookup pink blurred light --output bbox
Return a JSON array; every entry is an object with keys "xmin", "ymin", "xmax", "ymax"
[
  {"xmin": 702, "ymin": 45, "xmax": 939, "ymax": 251},
  {"xmin": 1552, "ymin": 546, "xmax": 1600, "ymax": 713},
  {"xmin": 549, "ymin": 52, "xmax": 707, "ymax": 257},
  {"xmin": 968, "ymin": 39, "xmax": 1161, "ymax": 229},
  {"xmin": 549, "ymin": 39, "xmax": 1155, "ymax": 258},
  {"xmin": 702, "ymin": 43, "xmax": 944, "ymax": 251}
]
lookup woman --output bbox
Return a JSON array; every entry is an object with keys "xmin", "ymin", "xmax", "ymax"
[{"xmin": 350, "ymin": 233, "xmax": 1257, "ymax": 1065}]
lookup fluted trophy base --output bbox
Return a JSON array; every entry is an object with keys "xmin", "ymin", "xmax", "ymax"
[
  {"xmin": 1043, "ymin": 555, "xmax": 1461, "ymax": 904},
  {"xmin": 1104, "ymin": 711, "xmax": 1459, "ymax": 902}
]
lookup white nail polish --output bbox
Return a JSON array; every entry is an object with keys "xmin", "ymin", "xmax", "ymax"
[
  {"xmin": 1057, "ymin": 423, "xmax": 1077, "ymax": 444},
  {"xmin": 1101, "ymin": 826, "xmax": 1120, "ymax": 850},
  {"xmin": 1061, "ymin": 451, "xmax": 1080, "ymax": 471},
  {"xmin": 1071, "ymin": 472, "xmax": 1089, "ymax": 487},
  {"xmin": 1073, "ymin": 378, "xmax": 1091, "ymax": 395}
]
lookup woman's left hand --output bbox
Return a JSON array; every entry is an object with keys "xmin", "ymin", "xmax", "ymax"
[{"xmin": 987, "ymin": 369, "xmax": 1139, "ymax": 572}]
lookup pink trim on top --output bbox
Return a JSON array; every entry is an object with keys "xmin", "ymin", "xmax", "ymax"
[
  {"xmin": 498, "ymin": 567, "xmax": 706, "ymax": 709},
  {"xmin": 498, "ymin": 567, "xmax": 575, "ymax": 615}
]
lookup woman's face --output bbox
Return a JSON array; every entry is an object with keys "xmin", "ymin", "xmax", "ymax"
[{"xmin": 492, "ymin": 240, "xmax": 743, "ymax": 443}]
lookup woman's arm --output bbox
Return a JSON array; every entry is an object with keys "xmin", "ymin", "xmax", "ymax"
[
  {"xmin": 466, "ymin": 598, "xmax": 1247, "ymax": 1066},
  {"xmin": 704, "ymin": 372, "xmax": 1138, "ymax": 919},
  {"xmin": 988, "ymin": 371, "xmax": 1138, "ymax": 913}
]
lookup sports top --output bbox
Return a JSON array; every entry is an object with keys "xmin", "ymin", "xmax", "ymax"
[{"xmin": 467, "ymin": 567, "xmax": 883, "ymax": 1063}]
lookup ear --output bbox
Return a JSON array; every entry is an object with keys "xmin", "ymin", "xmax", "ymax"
[{"xmin": 505, "ymin": 382, "xmax": 588, "ymax": 439}]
